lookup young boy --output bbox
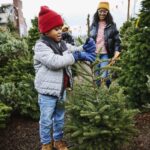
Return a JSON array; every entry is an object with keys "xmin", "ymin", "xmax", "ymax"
[{"xmin": 33, "ymin": 6, "xmax": 96, "ymax": 150}]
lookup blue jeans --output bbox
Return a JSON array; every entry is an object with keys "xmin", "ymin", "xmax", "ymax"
[
  {"xmin": 96, "ymin": 54, "xmax": 111, "ymax": 87},
  {"xmin": 38, "ymin": 91, "xmax": 66, "ymax": 144}
]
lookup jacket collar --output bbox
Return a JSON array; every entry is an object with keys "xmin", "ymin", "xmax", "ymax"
[{"xmin": 40, "ymin": 35, "xmax": 67, "ymax": 55}]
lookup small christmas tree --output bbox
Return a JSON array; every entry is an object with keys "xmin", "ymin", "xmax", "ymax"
[{"xmin": 65, "ymin": 59, "xmax": 137, "ymax": 150}]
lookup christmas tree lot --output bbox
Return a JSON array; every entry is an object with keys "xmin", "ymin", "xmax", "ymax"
[{"xmin": 0, "ymin": 1, "xmax": 149, "ymax": 148}]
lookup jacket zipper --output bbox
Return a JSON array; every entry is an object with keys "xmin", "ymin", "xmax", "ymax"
[
  {"xmin": 59, "ymin": 69, "xmax": 64, "ymax": 100},
  {"xmin": 66, "ymin": 67, "xmax": 73, "ymax": 89}
]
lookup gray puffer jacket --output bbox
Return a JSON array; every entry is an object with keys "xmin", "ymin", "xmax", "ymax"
[{"xmin": 33, "ymin": 41, "xmax": 83, "ymax": 99}]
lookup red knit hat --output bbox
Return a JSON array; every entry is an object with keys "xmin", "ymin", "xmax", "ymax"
[{"xmin": 38, "ymin": 6, "xmax": 64, "ymax": 33}]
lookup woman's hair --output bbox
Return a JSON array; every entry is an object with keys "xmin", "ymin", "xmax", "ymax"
[{"xmin": 93, "ymin": 10, "xmax": 114, "ymax": 25}]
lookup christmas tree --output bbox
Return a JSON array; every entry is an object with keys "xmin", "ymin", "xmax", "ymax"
[
  {"xmin": 65, "ymin": 59, "xmax": 137, "ymax": 150},
  {"xmin": 118, "ymin": 0, "xmax": 150, "ymax": 108},
  {"xmin": 0, "ymin": 27, "xmax": 39, "ymax": 120}
]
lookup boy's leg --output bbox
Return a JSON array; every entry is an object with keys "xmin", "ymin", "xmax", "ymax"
[
  {"xmin": 53, "ymin": 91, "xmax": 66, "ymax": 141},
  {"xmin": 53, "ymin": 91, "xmax": 68, "ymax": 150},
  {"xmin": 38, "ymin": 94, "xmax": 57, "ymax": 145}
]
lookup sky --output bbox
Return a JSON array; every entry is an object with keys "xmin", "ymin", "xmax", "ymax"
[{"xmin": 0, "ymin": 0, "xmax": 142, "ymax": 36}]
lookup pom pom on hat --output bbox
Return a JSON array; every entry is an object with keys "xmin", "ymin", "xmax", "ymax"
[
  {"xmin": 97, "ymin": 1, "xmax": 109, "ymax": 10},
  {"xmin": 38, "ymin": 6, "xmax": 64, "ymax": 33}
]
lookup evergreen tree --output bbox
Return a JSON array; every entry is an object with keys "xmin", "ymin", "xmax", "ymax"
[
  {"xmin": 65, "ymin": 60, "xmax": 137, "ymax": 150},
  {"xmin": 27, "ymin": 17, "xmax": 40, "ymax": 53},
  {"xmin": 119, "ymin": 18, "xmax": 137, "ymax": 51},
  {"xmin": 0, "ymin": 28, "xmax": 39, "ymax": 120},
  {"xmin": 139, "ymin": 0, "xmax": 150, "ymax": 28},
  {"xmin": 118, "ymin": 0, "xmax": 150, "ymax": 108}
]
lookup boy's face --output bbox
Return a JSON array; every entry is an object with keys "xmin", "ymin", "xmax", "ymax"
[{"xmin": 46, "ymin": 26, "xmax": 62, "ymax": 42}]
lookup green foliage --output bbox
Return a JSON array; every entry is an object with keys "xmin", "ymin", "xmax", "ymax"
[
  {"xmin": 27, "ymin": 17, "xmax": 40, "ymax": 53},
  {"xmin": 7, "ymin": 20, "xmax": 19, "ymax": 38},
  {"xmin": 118, "ymin": 0, "xmax": 150, "ymax": 108},
  {"xmin": 0, "ymin": 31, "xmax": 28, "ymax": 66},
  {"xmin": 146, "ymin": 75, "xmax": 150, "ymax": 92},
  {"xmin": 141, "ymin": 76, "xmax": 150, "ymax": 112},
  {"xmin": 119, "ymin": 18, "xmax": 137, "ymax": 51},
  {"xmin": 65, "ymin": 61, "xmax": 137, "ymax": 150},
  {"xmin": 0, "ymin": 29, "xmax": 39, "ymax": 121},
  {"xmin": 0, "ymin": 102, "xmax": 12, "ymax": 128},
  {"xmin": 139, "ymin": 0, "xmax": 150, "ymax": 28},
  {"xmin": 87, "ymin": 14, "xmax": 90, "ymax": 37}
]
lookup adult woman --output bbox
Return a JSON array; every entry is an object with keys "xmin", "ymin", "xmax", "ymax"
[{"xmin": 90, "ymin": 1, "xmax": 121, "ymax": 87}]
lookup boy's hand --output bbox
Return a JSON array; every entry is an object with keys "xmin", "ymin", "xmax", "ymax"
[{"xmin": 73, "ymin": 51, "xmax": 96, "ymax": 63}]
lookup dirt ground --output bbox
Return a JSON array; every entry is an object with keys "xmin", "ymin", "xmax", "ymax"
[
  {"xmin": 0, "ymin": 115, "xmax": 40, "ymax": 150},
  {"xmin": 0, "ymin": 112, "xmax": 150, "ymax": 150},
  {"xmin": 122, "ymin": 112, "xmax": 150, "ymax": 150}
]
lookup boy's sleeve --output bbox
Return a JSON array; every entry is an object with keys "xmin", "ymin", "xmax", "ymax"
[
  {"xmin": 34, "ymin": 42, "xmax": 75, "ymax": 70},
  {"xmin": 66, "ymin": 43, "xmax": 84, "ymax": 52}
]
